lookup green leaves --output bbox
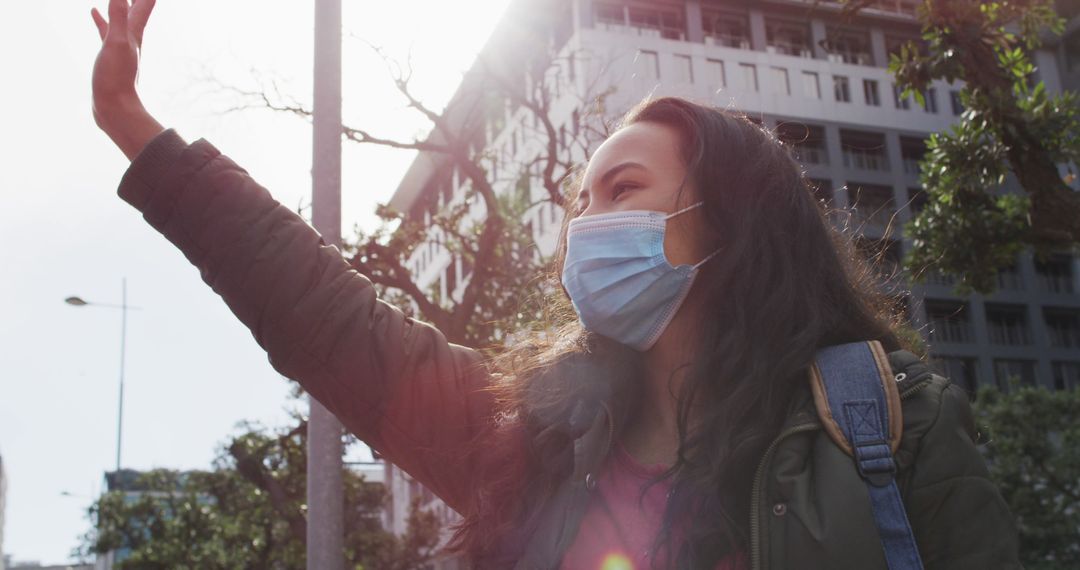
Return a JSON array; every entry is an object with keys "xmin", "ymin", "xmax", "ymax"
[
  {"xmin": 77, "ymin": 417, "xmax": 439, "ymax": 569},
  {"xmin": 885, "ymin": 0, "xmax": 1080, "ymax": 293},
  {"xmin": 974, "ymin": 385, "xmax": 1080, "ymax": 569}
]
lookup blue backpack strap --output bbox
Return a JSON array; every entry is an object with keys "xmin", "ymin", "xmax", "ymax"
[{"xmin": 809, "ymin": 340, "xmax": 924, "ymax": 570}]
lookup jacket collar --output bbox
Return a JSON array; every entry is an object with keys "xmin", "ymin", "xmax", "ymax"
[
  {"xmin": 573, "ymin": 348, "xmax": 931, "ymax": 467},
  {"xmin": 514, "ymin": 346, "xmax": 930, "ymax": 568}
]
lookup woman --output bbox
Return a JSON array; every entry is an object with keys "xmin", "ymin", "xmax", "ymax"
[{"xmin": 90, "ymin": 2, "xmax": 1020, "ymax": 568}]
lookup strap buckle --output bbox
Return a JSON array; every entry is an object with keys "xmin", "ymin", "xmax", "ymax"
[{"xmin": 854, "ymin": 439, "xmax": 897, "ymax": 487}]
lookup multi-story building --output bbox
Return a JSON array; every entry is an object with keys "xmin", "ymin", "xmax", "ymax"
[
  {"xmin": 384, "ymin": 0, "xmax": 1080, "ymax": 563},
  {"xmin": 1, "ymin": 452, "xmax": 6, "ymax": 570}
]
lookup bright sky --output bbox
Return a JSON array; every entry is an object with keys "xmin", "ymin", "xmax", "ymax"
[{"xmin": 0, "ymin": 0, "xmax": 511, "ymax": 564}]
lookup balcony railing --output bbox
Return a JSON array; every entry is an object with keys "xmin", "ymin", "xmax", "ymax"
[
  {"xmin": 929, "ymin": 319, "xmax": 974, "ymax": 343},
  {"xmin": 843, "ymin": 149, "xmax": 889, "ymax": 171},
  {"xmin": 766, "ymin": 43, "xmax": 814, "ymax": 58},
  {"xmin": 794, "ymin": 146, "xmax": 829, "ymax": 165},
  {"xmin": 705, "ymin": 34, "xmax": 751, "ymax": 49},
  {"xmin": 596, "ymin": 21, "xmax": 686, "ymax": 41}
]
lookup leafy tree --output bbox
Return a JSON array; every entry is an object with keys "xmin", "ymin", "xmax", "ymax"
[
  {"xmin": 974, "ymin": 384, "xmax": 1080, "ymax": 568},
  {"xmin": 838, "ymin": 0, "xmax": 1080, "ymax": 294},
  {"xmin": 214, "ymin": 37, "xmax": 613, "ymax": 348},
  {"xmin": 76, "ymin": 413, "xmax": 439, "ymax": 570}
]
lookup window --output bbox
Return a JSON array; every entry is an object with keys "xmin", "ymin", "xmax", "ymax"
[
  {"xmin": 1064, "ymin": 29, "xmax": 1080, "ymax": 73},
  {"xmin": 900, "ymin": 136, "xmax": 926, "ymax": 175},
  {"xmin": 906, "ymin": 187, "xmax": 927, "ymax": 214},
  {"xmin": 595, "ymin": 3, "xmax": 685, "ymax": 40},
  {"xmin": 931, "ymin": 355, "xmax": 979, "ymax": 396},
  {"xmin": 926, "ymin": 268, "xmax": 957, "ymax": 287},
  {"xmin": 777, "ymin": 122, "xmax": 828, "ymax": 165},
  {"xmin": 925, "ymin": 300, "xmax": 973, "ymax": 343},
  {"xmin": 702, "ymin": 9, "xmax": 751, "ymax": 49},
  {"xmin": 1035, "ymin": 254, "xmax": 1074, "ymax": 293},
  {"xmin": 802, "ymin": 71, "xmax": 821, "ymax": 99},
  {"xmin": 854, "ymin": 236, "xmax": 903, "ymax": 281},
  {"xmin": 892, "ymin": 83, "xmax": 911, "ymax": 110},
  {"xmin": 673, "ymin": 54, "xmax": 694, "ymax": 83},
  {"xmin": 740, "ymin": 63, "xmax": 758, "ymax": 91},
  {"xmin": 594, "ymin": 2, "xmax": 625, "ymax": 28},
  {"xmin": 994, "ymin": 359, "xmax": 1037, "ymax": 390},
  {"xmin": 1052, "ymin": 361, "xmax": 1080, "ymax": 391},
  {"xmin": 921, "ymin": 88, "xmax": 938, "ymax": 113},
  {"xmin": 833, "ymin": 75, "xmax": 851, "ymax": 102},
  {"xmin": 863, "ymin": 79, "xmax": 880, "ymax": 106},
  {"xmin": 949, "ymin": 90, "xmax": 964, "ymax": 115},
  {"xmin": 706, "ymin": 59, "xmax": 726, "ymax": 88},
  {"xmin": 634, "ymin": 50, "xmax": 660, "ymax": 82},
  {"xmin": 996, "ymin": 260, "xmax": 1024, "ymax": 291},
  {"xmin": 765, "ymin": 18, "xmax": 813, "ymax": 57},
  {"xmin": 848, "ymin": 183, "xmax": 897, "ymax": 234},
  {"xmin": 841, "ymin": 129, "xmax": 889, "ymax": 171},
  {"xmin": 771, "ymin": 67, "xmax": 790, "ymax": 95},
  {"xmin": 825, "ymin": 28, "xmax": 874, "ymax": 65},
  {"xmin": 986, "ymin": 303, "xmax": 1031, "ymax": 345},
  {"xmin": 1044, "ymin": 308, "xmax": 1080, "ymax": 348},
  {"xmin": 627, "ymin": 5, "xmax": 686, "ymax": 40}
]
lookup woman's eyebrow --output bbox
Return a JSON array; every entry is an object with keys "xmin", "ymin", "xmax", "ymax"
[{"xmin": 582, "ymin": 161, "xmax": 648, "ymax": 198}]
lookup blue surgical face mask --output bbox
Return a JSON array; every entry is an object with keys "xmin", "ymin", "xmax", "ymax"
[{"xmin": 561, "ymin": 201, "xmax": 720, "ymax": 351}]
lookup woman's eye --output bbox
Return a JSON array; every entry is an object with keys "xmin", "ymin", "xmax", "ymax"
[{"xmin": 612, "ymin": 183, "xmax": 637, "ymax": 200}]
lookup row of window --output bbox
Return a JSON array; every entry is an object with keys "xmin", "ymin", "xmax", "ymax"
[
  {"xmin": 596, "ymin": 2, "xmax": 921, "ymax": 69},
  {"xmin": 805, "ymin": 180, "xmax": 926, "ymax": 233},
  {"xmin": 934, "ymin": 355, "xmax": 1080, "ymax": 393},
  {"xmin": 778, "ymin": 125, "xmax": 928, "ymax": 174},
  {"xmin": 926, "ymin": 301, "xmax": 1080, "ymax": 347},
  {"xmin": 925, "ymin": 254, "xmax": 1077, "ymax": 295},
  {"xmin": 633, "ymin": 50, "xmax": 962, "ymax": 116}
]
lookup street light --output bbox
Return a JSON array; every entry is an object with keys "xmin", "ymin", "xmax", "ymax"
[{"xmin": 65, "ymin": 277, "xmax": 141, "ymax": 472}]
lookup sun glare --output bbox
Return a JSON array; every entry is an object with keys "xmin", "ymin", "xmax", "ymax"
[{"xmin": 600, "ymin": 551, "xmax": 635, "ymax": 570}]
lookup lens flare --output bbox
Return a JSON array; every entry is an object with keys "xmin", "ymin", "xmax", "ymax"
[{"xmin": 600, "ymin": 551, "xmax": 634, "ymax": 570}]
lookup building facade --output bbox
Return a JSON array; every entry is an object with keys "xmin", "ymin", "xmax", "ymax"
[
  {"xmin": 384, "ymin": 0, "xmax": 1080, "ymax": 562},
  {"xmin": 1, "ymin": 452, "xmax": 6, "ymax": 570}
]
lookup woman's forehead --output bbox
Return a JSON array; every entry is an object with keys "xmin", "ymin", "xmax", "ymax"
[{"xmin": 583, "ymin": 123, "xmax": 683, "ymax": 187}]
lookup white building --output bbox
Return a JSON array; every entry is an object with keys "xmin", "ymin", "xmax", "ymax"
[
  {"xmin": 383, "ymin": 0, "xmax": 1080, "ymax": 565},
  {"xmin": 1, "ymin": 452, "xmax": 6, "ymax": 570}
]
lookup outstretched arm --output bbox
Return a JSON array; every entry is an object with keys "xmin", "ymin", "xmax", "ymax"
[{"xmin": 88, "ymin": 1, "xmax": 494, "ymax": 513}]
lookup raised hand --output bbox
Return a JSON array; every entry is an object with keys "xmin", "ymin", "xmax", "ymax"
[{"xmin": 90, "ymin": 0, "xmax": 165, "ymax": 161}]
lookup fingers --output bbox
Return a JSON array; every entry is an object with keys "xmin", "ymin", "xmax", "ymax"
[
  {"xmin": 91, "ymin": 7, "xmax": 108, "ymax": 42},
  {"xmin": 129, "ymin": 0, "xmax": 157, "ymax": 47},
  {"xmin": 107, "ymin": 0, "xmax": 129, "ymax": 38}
]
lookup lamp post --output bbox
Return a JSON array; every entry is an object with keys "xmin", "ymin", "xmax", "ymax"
[
  {"xmin": 309, "ymin": 0, "xmax": 346, "ymax": 568},
  {"xmin": 65, "ymin": 277, "xmax": 139, "ymax": 472}
]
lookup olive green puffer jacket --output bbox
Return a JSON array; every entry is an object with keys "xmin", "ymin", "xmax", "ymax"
[{"xmin": 116, "ymin": 128, "xmax": 1021, "ymax": 569}]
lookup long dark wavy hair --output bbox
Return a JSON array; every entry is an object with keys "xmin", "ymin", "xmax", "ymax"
[{"xmin": 445, "ymin": 96, "xmax": 914, "ymax": 569}]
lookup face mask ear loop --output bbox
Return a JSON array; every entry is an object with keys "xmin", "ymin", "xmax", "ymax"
[
  {"xmin": 664, "ymin": 200, "xmax": 706, "ymax": 220},
  {"xmin": 692, "ymin": 248, "xmax": 722, "ymax": 270}
]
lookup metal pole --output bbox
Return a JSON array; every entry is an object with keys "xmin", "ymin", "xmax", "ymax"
[
  {"xmin": 308, "ymin": 0, "xmax": 345, "ymax": 568},
  {"xmin": 117, "ymin": 277, "xmax": 127, "ymax": 472}
]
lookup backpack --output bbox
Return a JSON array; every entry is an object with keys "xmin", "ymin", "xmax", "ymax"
[{"xmin": 809, "ymin": 340, "xmax": 925, "ymax": 570}]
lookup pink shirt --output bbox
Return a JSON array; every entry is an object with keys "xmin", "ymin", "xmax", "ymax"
[{"xmin": 559, "ymin": 441, "xmax": 745, "ymax": 570}]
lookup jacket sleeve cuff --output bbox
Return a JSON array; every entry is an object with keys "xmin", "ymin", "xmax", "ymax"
[{"xmin": 117, "ymin": 127, "xmax": 190, "ymax": 212}]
